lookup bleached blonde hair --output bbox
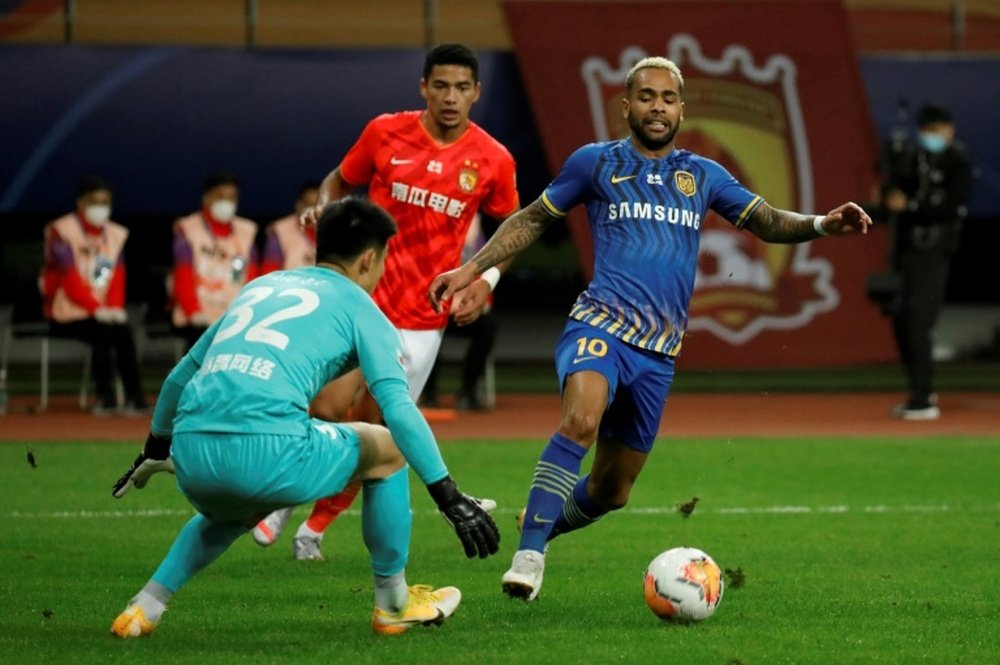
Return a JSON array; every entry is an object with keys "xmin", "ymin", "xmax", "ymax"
[{"xmin": 625, "ymin": 57, "xmax": 684, "ymax": 94}]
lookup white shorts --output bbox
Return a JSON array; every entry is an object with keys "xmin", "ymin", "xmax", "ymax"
[{"xmin": 397, "ymin": 328, "xmax": 445, "ymax": 400}]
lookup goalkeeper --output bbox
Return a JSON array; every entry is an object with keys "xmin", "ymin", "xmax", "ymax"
[{"xmin": 109, "ymin": 197, "xmax": 499, "ymax": 638}]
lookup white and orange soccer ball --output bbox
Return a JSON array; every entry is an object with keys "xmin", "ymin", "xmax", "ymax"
[{"xmin": 643, "ymin": 546, "xmax": 724, "ymax": 622}]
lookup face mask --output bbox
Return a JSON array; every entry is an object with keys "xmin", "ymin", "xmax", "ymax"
[
  {"xmin": 84, "ymin": 204, "xmax": 111, "ymax": 226},
  {"xmin": 918, "ymin": 132, "xmax": 947, "ymax": 154},
  {"xmin": 210, "ymin": 200, "xmax": 236, "ymax": 222}
]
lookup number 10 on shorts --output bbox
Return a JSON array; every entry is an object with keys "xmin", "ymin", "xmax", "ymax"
[{"xmin": 574, "ymin": 337, "xmax": 608, "ymax": 364}]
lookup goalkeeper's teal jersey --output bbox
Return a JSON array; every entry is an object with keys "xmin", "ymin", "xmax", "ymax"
[{"xmin": 169, "ymin": 265, "xmax": 447, "ymax": 484}]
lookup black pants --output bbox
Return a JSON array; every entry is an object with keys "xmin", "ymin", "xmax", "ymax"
[
  {"xmin": 48, "ymin": 319, "xmax": 145, "ymax": 407},
  {"xmin": 891, "ymin": 248, "xmax": 951, "ymax": 402},
  {"xmin": 424, "ymin": 313, "xmax": 498, "ymax": 402}
]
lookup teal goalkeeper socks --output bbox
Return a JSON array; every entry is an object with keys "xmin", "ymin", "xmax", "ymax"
[
  {"xmin": 151, "ymin": 514, "xmax": 246, "ymax": 593},
  {"xmin": 362, "ymin": 466, "xmax": 412, "ymax": 577},
  {"xmin": 374, "ymin": 572, "xmax": 409, "ymax": 613},
  {"xmin": 129, "ymin": 581, "xmax": 173, "ymax": 622}
]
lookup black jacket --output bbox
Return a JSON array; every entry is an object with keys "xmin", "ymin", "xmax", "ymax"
[{"xmin": 881, "ymin": 141, "xmax": 973, "ymax": 251}]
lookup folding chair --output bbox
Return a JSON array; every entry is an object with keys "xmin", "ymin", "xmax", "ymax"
[{"xmin": 0, "ymin": 293, "xmax": 91, "ymax": 413}]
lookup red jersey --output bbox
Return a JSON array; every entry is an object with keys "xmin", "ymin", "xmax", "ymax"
[{"xmin": 340, "ymin": 110, "xmax": 519, "ymax": 329}]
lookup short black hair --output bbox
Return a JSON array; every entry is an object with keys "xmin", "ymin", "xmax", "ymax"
[
  {"xmin": 298, "ymin": 180, "xmax": 321, "ymax": 198},
  {"xmin": 315, "ymin": 197, "xmax": 397, "ymax": 264},
  {"xmin": 916, "ymin": 104, "xmax": 953, "ymax": 128},
  {"xmin": 76, "ymin": 175, "xmax": 112, "ymax": 198},
  {"xmin": 423, "ymin": 43, "xmax": 479, "ymax": 82},
  {"xmin": 203, "ymin": 170, "xmax": 240, "ymax": 194}
]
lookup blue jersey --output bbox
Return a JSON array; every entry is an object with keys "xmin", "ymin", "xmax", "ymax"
[
  {"xmin": 161, "ymin": 266, "xmax": 447, "ymax": 484},
  {"xmin": 541, "ymin": 140, "xmax": 763, "ymax": 357}
]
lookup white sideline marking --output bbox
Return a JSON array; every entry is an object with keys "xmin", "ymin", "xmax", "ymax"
[
  {"xmin": 8, "ymin": 503, "xmax": 1000, "ymax": 520},
  {"xmin": 574, "ymin": 504, "xmax": 991, "ymax": 516},
  {"xmin": 9, "ymin": 509, "xmax": 192, "ymax": 519}
]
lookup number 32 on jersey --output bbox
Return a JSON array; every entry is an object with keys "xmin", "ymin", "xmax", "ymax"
[{"xmin": 213, "ymin": 286, "xmax": 320, "ymax": 350}]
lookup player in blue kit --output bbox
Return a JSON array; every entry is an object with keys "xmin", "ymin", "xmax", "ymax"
[
  {"xmin": 429, "ymin": 56, "xmax": 872, "ymax": 601},
  {"xmin": 109, "ymin": 197, "xmax": 499, "ymax": 637}
]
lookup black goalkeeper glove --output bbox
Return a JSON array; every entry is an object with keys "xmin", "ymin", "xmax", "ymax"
[
  {"xmin": 112, "ymin": 432, "xmax": 175, "ymax": 498},
  {"xmin": 427, "ymin": 476, "xmax": 500, "ymax": 559}
]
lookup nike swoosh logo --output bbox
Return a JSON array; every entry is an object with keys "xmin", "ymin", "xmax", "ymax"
[
  {"xmin": 532, "ymin": 513, "xmax": 554, "ymax": 524},
  {"xmin": 390, "ymin": 156, "xmax": 414, "ymax": 165},
  {"xmin": 572, "ymin": 355, "xmax": 599, "ymax": 364},
  {"xmin": 380, "ymin": 608, "xmax": 444, "ymax": 629},
  {"xmin": 611, "ymin": 174, "xmax": 637, "ymax": 184}
]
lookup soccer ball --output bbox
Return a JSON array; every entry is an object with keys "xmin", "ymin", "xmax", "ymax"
[{"xmin": 643, "ymin": 546, "xmax": 724, "ymax": 622}]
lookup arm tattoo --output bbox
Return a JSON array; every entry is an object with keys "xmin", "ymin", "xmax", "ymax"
[
  {"xmin": 744, "ymin": 203, "xmax": 817, "ymax": 243},
  {"xmin": 470, "ymin": 199, "xmax": 556, "ymax": 273}
]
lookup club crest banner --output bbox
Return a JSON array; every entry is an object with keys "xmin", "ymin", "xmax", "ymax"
[{"xmin": 504, "ymin": 0, "xmax": 895, "ymax": 367}]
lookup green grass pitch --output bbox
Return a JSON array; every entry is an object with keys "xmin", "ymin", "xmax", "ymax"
[{"xmin": 2, "ymin": 436, "xmax": 998, "ymax": 664}]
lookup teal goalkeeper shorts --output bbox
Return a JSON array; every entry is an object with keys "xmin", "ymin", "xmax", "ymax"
[{"xmin": 170, "ymin": 419, "xmax": 361, "ymax": 524}]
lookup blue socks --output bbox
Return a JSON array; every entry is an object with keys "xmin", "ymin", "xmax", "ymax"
[
  {"xmin": 518, "ymin": 433, "xmax": 588, "ymax": 553},
  {"xmin": 549, "ymin": 474, "xmax": 608, "ymax": 540}
]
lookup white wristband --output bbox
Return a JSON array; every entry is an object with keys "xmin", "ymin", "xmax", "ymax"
[
  {"xmin": 480, "ymin": 267, "xmax": 501, "ymax": 292},
  {"xmin": 813, "ymin": 215, "xmax": 829, "ymax": 237}
]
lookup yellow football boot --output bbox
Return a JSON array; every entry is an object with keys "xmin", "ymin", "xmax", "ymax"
[
  {"xmin": 371, "ymin": 584, "xmax": 461, "ymax": 635},
  {"xmin": 110, "ymin": 606, "xmax": 157, "ymax": 638}
]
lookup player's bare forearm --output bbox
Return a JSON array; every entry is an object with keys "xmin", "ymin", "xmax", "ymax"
[
  {"xmin": 321, "ymin": 167, "xmax": 354, "ymax": 204},
  {"xmin": 745, "ymin": 201, "xmax": 871, "ymax": 241},
  {"xmin": 744, "ymin": 203, "xmax": 817, "ymax": 243},
  {"xmin": 490, "ymin": 207, "xmax": 522, "ymax": 275},
  {"xmin": 303, "ymin": 167, "xmax": 356, "ymax": 225},
  {"xmin": 428, "ymin": 200, "xmax": 557, "ymax": 312},
  {"xmin": 469, "ymin": 199, "xmax": 554, "ymax": 273}
]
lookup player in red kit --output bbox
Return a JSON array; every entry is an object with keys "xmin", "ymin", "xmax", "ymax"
[{"xmin": 252, "ymin": 43, "xmax": 518, "ymax": 559}]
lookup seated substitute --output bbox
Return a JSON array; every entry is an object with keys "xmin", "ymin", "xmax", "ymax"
[
  {"xmin": 41, "ymin": 175, "xmax": 147, "ymax": 414},
  {"xmin": 170, "ymin": 170, "xmax": 258, "ymax": 350},
  {"xmin": 259, "ymin": 181, "xmax": 320, "ymax": 274}
]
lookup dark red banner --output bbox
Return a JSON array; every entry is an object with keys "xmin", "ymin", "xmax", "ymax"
[{"xmin": 504, "ymin": 0, "xmax": 896, "ymax": 368}]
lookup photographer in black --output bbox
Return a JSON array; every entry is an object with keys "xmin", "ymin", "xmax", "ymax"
[{"xmin": 875, "ymin": 103, "xmax": 973, "ymax": 420}]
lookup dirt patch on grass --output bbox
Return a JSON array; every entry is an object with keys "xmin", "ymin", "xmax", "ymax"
[{"xmin": 2, "ymin": 392, "xmax": 998, "ymax": 442}]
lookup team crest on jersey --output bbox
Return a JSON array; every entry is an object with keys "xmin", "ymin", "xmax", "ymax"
[
  {"xmin": 674, "ymin": 171, "xmax": 696, "ymax": 197},
  {"xmin": 580, "ymin": 35, "xmax": 836, "ymax": 345},
  {"xmin": 459, "ymin": 160, "xmax": 479, "ymax": 193}
]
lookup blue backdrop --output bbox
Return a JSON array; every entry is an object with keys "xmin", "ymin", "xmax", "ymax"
[
  {"xmin": 861, "ymin": 54, "xmax": 999, "ymax": 218},
  {"xmin": 1, "ymin": 46, "xmax": 997, "ymax": 308},
  {"xmin": 0, "ymin": 46, "xmax": 550, "ymax": 219},
  {"xmin": 0, "ymin": 46, "xmax": 996, "ymax": 218},
  {"xmin": 0, "ymin": 46, "xmax": 1000, "ymax": 216}
]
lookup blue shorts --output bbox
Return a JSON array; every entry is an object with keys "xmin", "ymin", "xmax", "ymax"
[
  {"xmin": 554, "ymin": 319, "xmax": 675, "ymax": 453},
  {"xmin": 171, "ymin": 419, "xmax": 361, "ymax": 523}
]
